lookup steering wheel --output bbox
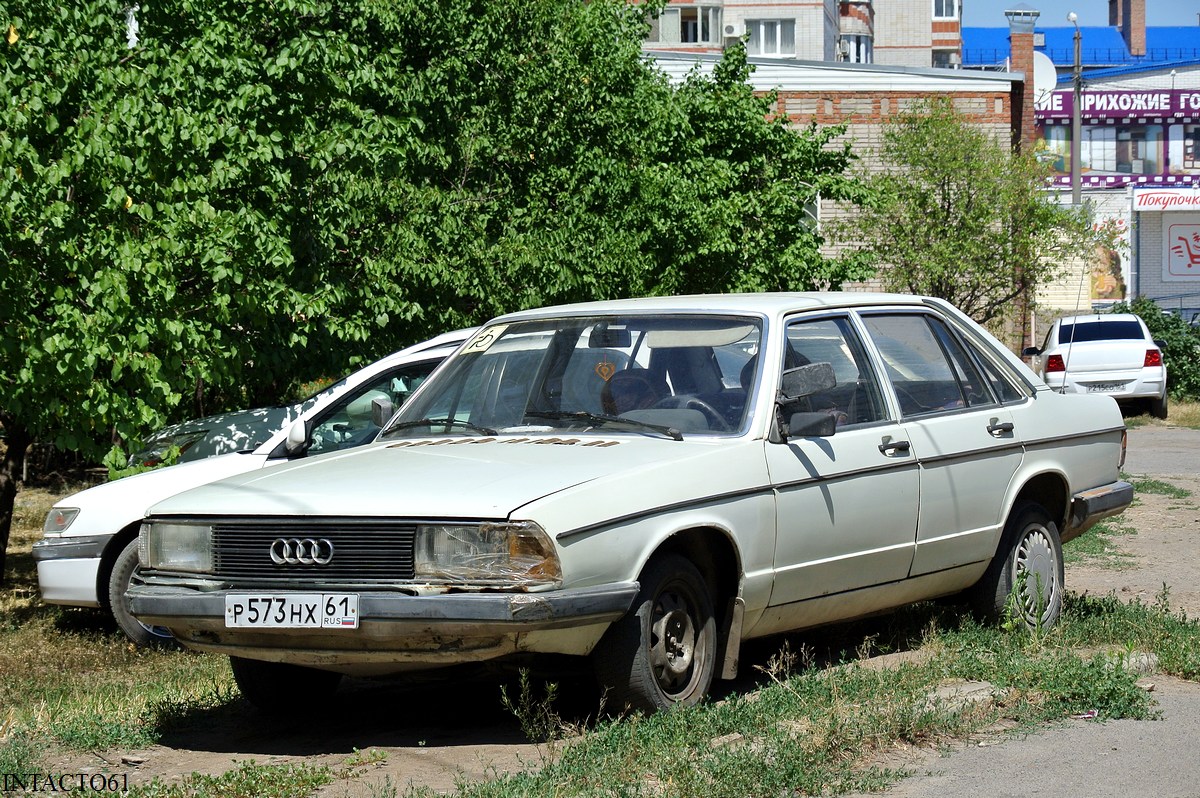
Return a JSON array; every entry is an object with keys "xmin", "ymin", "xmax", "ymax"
[{"xmin": 655, "ymin": 396, "xmax": 731, "ymax": 432}]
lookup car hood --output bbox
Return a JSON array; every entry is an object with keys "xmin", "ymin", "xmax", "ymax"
[{"xmin": 148, "ymin": 434, "xmax": 760, "ymax": 524}]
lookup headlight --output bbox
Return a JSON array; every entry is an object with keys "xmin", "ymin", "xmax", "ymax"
[
  {"xmin": 414, "ymin": 521, "xmax": 561, "ymax": 586},
  {"xmin": 139, "ymin": 521, "xmax": 213, "ymax": 573},
  {"xmin": 43, "ymin": 507, "xmax": 80, "ymax": 533}
]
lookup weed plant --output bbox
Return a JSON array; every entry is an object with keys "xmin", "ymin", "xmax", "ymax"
[{"xmin": 124, "ymin": 761, "xmax": 332, "ymax": 798}]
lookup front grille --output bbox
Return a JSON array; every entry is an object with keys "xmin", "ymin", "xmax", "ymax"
[{"xmin": 212, "ymin": 521, "xmax": 416, "ymax": 581}]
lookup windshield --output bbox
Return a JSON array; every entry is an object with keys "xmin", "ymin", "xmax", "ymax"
[{"xmin": 382, "ymin": 314, "xmax": 763, "ymax": 439}]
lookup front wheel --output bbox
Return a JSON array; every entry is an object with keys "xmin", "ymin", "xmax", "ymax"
[
  {"xmin": 108, "ymin": 538, "xmax": 175, "ymax": 647},
  {"xmin": 593, "ymin": 553, "xmax": 717, "ymax": 712},
  {"xmin": 229, "ymin": 657, "xmax": 343, "ymax": 714},
  {"xmin": 968, "ymin": 501, "xmax": 1064, "ymax": 629}
]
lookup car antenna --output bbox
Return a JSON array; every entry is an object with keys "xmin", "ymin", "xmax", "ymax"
[{"xmin": 1059, "ymin": 269, "xmax": 1090, "ymax": 394}]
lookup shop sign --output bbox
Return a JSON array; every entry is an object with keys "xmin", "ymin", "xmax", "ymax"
[
  {"xmin": 1133, "ymin": 189, "xmax": 1200, "ymax": 211},
  {"xmin": 1039, "ymin": 89, "xmax": 1200, "ymax": 120}
]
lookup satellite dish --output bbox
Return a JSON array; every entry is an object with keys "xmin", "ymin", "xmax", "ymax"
[{"xmin": 1032, "ymin": 51, "xmax": 1058, "ymax": 110}]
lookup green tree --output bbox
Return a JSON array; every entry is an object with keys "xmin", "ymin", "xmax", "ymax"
[
  {"xmin": 848, "ymin": 97, "xmax": 1110, "ymax": 328},
  {"xmin": 1, "ymin": 0, "xmax": 865, "ymax": 583}
]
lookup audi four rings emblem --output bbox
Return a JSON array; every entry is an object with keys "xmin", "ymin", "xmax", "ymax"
[{"xmin": 269, "ymin": 538, "xmax": 335, "ymax": 565}]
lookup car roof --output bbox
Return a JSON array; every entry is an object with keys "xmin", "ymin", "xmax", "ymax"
[
  {"xmin": 361, "ymin": 327, "xmax": 476, "ymax": 370},
  {"xmin": 1054, "ymin": 313, "xmax": 1141, "ymax": 324},
  {"xmin": 490, "ymin": 293, "xmax": 939, "ymax": 323}
]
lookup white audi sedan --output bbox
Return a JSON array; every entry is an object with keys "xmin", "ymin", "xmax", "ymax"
[
  {"xmin": 129, "ymin": 294, "xmax": 1131, "ymax": 712},
  {"xmin": 34, "ymin": 329, "xmax": 471, "ymax": 645},
  {"xmin": 1025, "ymin": 313, "xmax": 1168, "ymax": 419}
]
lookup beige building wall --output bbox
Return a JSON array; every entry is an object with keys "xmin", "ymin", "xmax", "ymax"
[{"xmin": 873, "ymin": 0, "xmax": 932, "ymax": 67}]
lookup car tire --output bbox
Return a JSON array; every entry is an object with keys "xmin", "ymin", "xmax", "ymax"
[
  {"xmin": 229, "ymin": 656, "xmax": 343, "ymax": 714},
  {"xmin": 968, "ymin": 501, "xmax": 1064, "ymax": 629},
  {"xmin": 107, "ymin": 538, "xmax": 176, "ymax": 648},
  {"xmin": 1150, "ymin": 393, "xmax": 1168, "ymax": 420},
  {"xmin": 593, "ymin": 553, "xmax": 717, "ymax": 713}
]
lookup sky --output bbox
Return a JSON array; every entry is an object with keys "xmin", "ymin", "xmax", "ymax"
[{"xmin": 962, "ymin": 1, "xmax": 1200, "ymax": 28}]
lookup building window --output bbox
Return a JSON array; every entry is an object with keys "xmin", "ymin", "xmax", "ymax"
[
  {"xmin": 840, "ymin": 34, "xmax": 873, "ymax": 63},
  {"xmin": 746, "ymin": 19, "xmax": 796, "ymax": 56},
  {"xmin": 933, "ymin": 0, "xmax": 959, "ymax": 19},
  {"xmin": 932, "ymin": 49, "xmax": 959, "ymax": 68},
  {"xmin": 647, "ymin": 6, "xmax": 721, "ymax": 45}
]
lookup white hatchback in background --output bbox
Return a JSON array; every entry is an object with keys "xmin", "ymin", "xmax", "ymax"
[
  {"xmin": 1026, "ymin": 313, "xmax": 1168, "ymax": 419},
  {"xmin": 33, "ymin": 329, "xmax": 472, "ymax": 645}
]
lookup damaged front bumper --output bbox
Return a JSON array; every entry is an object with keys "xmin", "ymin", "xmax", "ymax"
[{"xmin": 127, "ymin": 581, "xmax": 639, "ymax": 674}]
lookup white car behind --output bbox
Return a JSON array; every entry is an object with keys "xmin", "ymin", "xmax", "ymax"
[
  {"xmin": 1025, "ymin": 313, "xmax": 1168, "ymax": 419},
  {"xmin": 33, "ymin": 329, "xmax": 471, "ymax": 645}
]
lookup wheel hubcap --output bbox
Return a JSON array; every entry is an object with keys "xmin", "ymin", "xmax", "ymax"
[{"xmin": 1015, "ymin": 526, "xmax": 1059, "ymax": 622}]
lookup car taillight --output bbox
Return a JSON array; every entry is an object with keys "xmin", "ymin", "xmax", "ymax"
[
  {"xmin": 1045, "ymin": 354, "xmax": 1066, "ymax": 373},
  {"xmin": 1144, "ymin": 350, "xmax": 1163, "ymax": 368}
]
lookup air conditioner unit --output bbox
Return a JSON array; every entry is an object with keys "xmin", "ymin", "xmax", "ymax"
[{"xmin": 723, "ymin": 22, "xmax": 744, "ymax": 38}]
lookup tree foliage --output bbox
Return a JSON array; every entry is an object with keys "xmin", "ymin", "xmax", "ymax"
[
  {"xmin": 848, "ymin": 97, "xmax": 1111, "ymax": 326},
  {"xmin": 0, "ymin": 0, "xmax": 866, "ymax": 580}
]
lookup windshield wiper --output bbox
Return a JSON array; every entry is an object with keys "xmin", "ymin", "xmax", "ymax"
[
  {"xmin": 524, "ymin": 410, "xmax": 683, "ymax": 441},
  {"xmin": 385, "ymin": 418, "xmax": 498, "ymax": 437}
]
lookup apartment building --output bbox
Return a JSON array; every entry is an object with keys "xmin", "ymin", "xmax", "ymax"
[{"xmin": 643, "ymin": 0, "xmax": 963, "ymax": 69}]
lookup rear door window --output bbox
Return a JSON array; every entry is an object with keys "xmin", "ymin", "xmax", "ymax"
[{"xmin": 860, "ymin": 313, "xmax": 997, "ymax": 417}]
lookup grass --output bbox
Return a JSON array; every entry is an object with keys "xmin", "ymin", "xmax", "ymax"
[
  {"xmin": 126, "ymin": 762, "xmax": 333, "ymax": 798},
  {"xmin": 4, "ymin": 486, "xmax": 1200, "ymax": 798},
  {"xmin": 1124, "ymin": 399, "xmax": 1200, "ymax": 429},
  {"xmin": 1063, "ymin": 516, "xmax": 1137, "ymax": 568}
]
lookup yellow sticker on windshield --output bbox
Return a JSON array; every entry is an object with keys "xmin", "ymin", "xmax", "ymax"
[{"xmin": 462, "ymin": 325, "xmax": 507, "ymax": 354}]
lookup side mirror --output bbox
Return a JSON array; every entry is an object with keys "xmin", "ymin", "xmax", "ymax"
[
  {"xmin": 1022, "ymin": 346, "xmax": 1042, "ymax": 357},
  {"xmin": 284, "ymin": 418, "xmax": 309, "ymax": 455},
  {"xmin": 772, "ymin": 362, "xmax": 837, "ymax": 444},
  {"xmin": 1153, "ymin": 339, "xmax": 1166, "ymax": 349},
  {"xmin": 779, "ymin": 362, "xmax": 836, "ymax": 401},
  {"xmin": 370, "ymin": 396, "xmax": 394, "ymax": 428}
]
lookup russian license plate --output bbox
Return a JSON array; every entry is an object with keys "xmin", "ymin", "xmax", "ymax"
[
  {"xmin": 225, "ymin": 593, "xmax": 359, "ymax": 629},
  {"xmin": 1086, "ymin": 382, "xmax": 1124, "ymax": 393}
]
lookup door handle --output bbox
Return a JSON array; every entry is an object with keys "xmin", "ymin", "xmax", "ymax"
[
  {"xmin": 878, "ymin": 439, "xmax": 911, "ymax": 456},
  {"xmin": 988, "ymin": 421, "xmax": 1015, "ymax": 437}
]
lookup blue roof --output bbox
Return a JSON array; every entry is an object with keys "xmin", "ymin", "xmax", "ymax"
[
  {"xmin": 963, "ymin": 25, "xmax": 1200, "ymax": 71},
  {"xmin": 1080, "ymin": 56, "xmax": 1200, "ymax": 82}
]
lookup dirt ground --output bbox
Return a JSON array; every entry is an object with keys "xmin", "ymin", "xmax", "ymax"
[
  {"xmin": 1066, "ymin": 471, "xmax": 1200, "ymax": 618},
  {"xmin": 45, "ymin": 469, "xmax": 1200, "ymax": 797}
]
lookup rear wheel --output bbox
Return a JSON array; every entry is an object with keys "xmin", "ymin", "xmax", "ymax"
[
  {"xmin": 229, "ymin": 656, "xmax": 343, "ymax": 714},
  {"xmin": 593, "ymin": 553, "xmax": 717, "ymax": 712},
  {"xmin": 968, "ymin": 501, "xmax": 1063, "ymax": 629},
  {"xmin": 108, "ymin": 538, "xmax": 175, "ymax": 647},
  {"xmin": 1149, "ymin": 393, "xmax": 1168, "ymax": 420}
]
